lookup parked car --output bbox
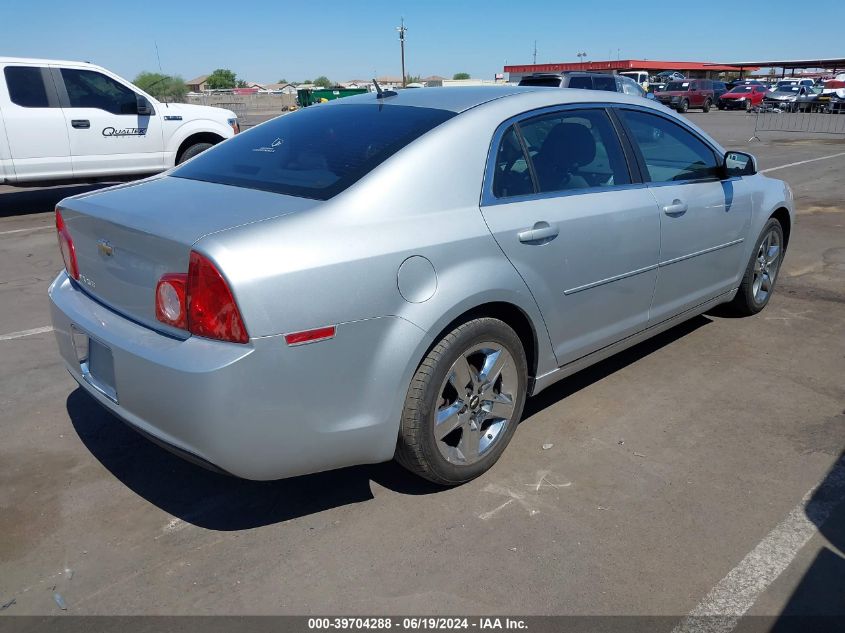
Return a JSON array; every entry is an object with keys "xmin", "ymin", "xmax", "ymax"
[
  {"xmin": 718, "ymin": 84, "xmax": 768, "ymax": 110},
  {"xmin": 619, "ymin": 70, "xmax": 650, "ymax": 91},
  {"xmin": 650, "ymin": 71, "xmax": 686, "ymax": 92},
  {"xmin": 49, "ymin": 87, "xmax": 794, "ymax": 484},
  {"xmin": 726, "ymin": 78, "xmax": 765, "ymax": 91},
  {"xmin": 654, "ymin": 79, "xmax": 716, "ymax": 112},
  {"xmin": 712, "ymin": 81, "xmax": 728, "ymax": 101},
  {"xmin": 764, "ymin": 84, "xmax": 813, "ymax": 111},
  {"xmin": 0, "ymin": 57, "xmax": 239, "ymax": 185},
  {"xmin": 518, "ymin": 72, "xmax": 648, "ymax": 98},
  {"xmin": 795, "ymin": 87, "xmax": 829, "ymax": 112}
]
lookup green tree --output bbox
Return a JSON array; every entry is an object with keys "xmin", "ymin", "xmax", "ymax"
[
  {"xmin": 452, "ymin": 72, "xmax": 471, "ymax": 80},
  {"xmin": 406, "ymin": 74, "xmax": 422, "ymax": 84},
  {"xmin": 133, "ymin": 72, "xmax": 188, "ymax": 102},
  {"xmin": 301, "ymin": 79, "xmax": 312, "ymax": 85},
  {"xmin": 236, "ymin": 79, "xmax": 249, "ymax": 88},
  {"xmin": 313, "ymin": 75, "xmax": 332, "ymax": 88},
  {"xmin": 205, "ymin": 68, "xmax": 237, "ymax": 89},
  {"xmin": 278, "ymin": 78, "xmax": 288, "ymax": 84}
]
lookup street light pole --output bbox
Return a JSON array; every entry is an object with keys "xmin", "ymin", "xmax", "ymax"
[{"xmin": 397, "ymin": 18, "xmax": 408, "ymax": 87}]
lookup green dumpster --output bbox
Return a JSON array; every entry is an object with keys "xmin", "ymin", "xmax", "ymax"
[{"xmin": 297, "ymin": 87, "xmax": 368, "ymax": 108}]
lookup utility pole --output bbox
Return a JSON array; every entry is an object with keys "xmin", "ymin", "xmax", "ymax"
[
  {"xmin": 397, "ymin": 18, "xmax": 408, "ymax": 87},
  {"xmin": 577, "ymin": 51, "xmax": 587, "ymax": 67},
  {"xmin": 533, "ymin": 41, "xmax": 537, "ymax": 65}
]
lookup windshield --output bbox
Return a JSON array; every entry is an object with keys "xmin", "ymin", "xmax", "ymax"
[
  {"xmin": 777, "ymin": 86, "xmax": 801, "ymax": 93},
  {"xmin": 172, "ymin": 104, "xmax": 455, "ymax": 200},
  {"xmin": 729, "ymin": 86, "xmax": 753, "ymax": 93},
  {"xmin": 664, "ymin": 82, "xmax": 690, "ymax": 91}
]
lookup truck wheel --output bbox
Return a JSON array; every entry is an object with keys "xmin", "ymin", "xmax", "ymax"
[
  {"xmin": 702, "ymin": 98, "xmax": 712, "ymax": 113},
  {"xmin": 677, "ymin": 99, "xmax": 689, "ymax": 113},
  {"xmin": 177, "ymin": 142, "xmax": 213, "ymax": 164},
  {"xmin": 728, "ymin": 218, "xmax": 784, "ymax": 316},
  {"xmin": 395, "ymin": 318, "xmax": 527, "ymax": 486}
]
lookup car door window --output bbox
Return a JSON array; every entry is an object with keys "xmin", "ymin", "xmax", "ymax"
[
  {"xmin": 491, "ymin": 126, "xmax": 533, "ymax": 198},
  {"xmin": 519, "ymin": 109, "xmax": 631, "ymax": 193},
  {"xmin": 618, "ymin": 109, "xmax": 720, "ymax": 183},
  {"xmin": 4, "ymin": 66, "xmax": 51, "ymax": 108},
  {"xmin": 60, "ymin": 68, "xmax": 138, "ymax": 114}
]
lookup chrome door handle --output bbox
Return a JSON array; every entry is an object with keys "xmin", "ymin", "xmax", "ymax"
[
  {"xmin": 518, "ymin": 222, "xmax": 559, "ymax": 243},
  {"xmin": 662, "ymin": 200, "xmax": 688, "ymax": 216}
]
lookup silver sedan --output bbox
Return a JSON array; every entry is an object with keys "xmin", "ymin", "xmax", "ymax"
[{"xmin": 49, "ymin": 87, "xmax": 794, "ymax": 484}]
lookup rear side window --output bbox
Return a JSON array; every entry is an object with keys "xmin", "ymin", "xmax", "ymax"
[
  {"xmin": 593, "ymin": 75, "xmax": 617, "ymax": 92},
  {"xmin": 515, "ymin": 109, "xmax": 631, "ymax": 194},
  {"xmin": 4, "ymin": 66, "xmax": 50, "ymax": 108},
  {"xmin": 618, "ymin": 109, "xmax": 719, "ymax": 183},
  {"xmin": 519, "ymin": 76, "xmax": 563, "ymax": 87},
  {"xmin": 567, "ymin": 76, "xmax": 593, "ymax": 89},
  {"xmin": 492, "ymin": 126, "xmax": 533, "ymax": 198},
  {"xmin": 173, "ymin": 104, "xmax": 456, "ymax": 200},
  {"xmin": 61, "ymin": 69, "xmax": 138, "ymax": 114}
]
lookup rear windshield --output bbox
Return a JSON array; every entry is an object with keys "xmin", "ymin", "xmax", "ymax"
[
  {"xmin": 665, "ymin": 82, "xmax": 690, "ymax": 91},
  {"xmin": 172, "ymin": 103, "xmax": 455, "ymax": 200},
  {"xmin": 519, "ymin": 76, "xmax": 563, "ymax": 87}
]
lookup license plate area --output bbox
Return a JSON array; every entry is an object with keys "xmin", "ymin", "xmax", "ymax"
[{"xmin": 71, "ymin": 325, "xmax": 118, "ymax": 403}]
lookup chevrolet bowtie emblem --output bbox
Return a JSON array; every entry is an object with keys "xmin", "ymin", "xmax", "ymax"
[{"xmin": 97, "ymin": 239, "xmax": 114, "ymax": 257}]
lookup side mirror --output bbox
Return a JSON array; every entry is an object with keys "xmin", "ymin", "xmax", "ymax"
[
  {"xmin": 723, "ymin": 151, "xmax": 757, "ymax": 177},
  {"xmin": 136, "ymin": 95, "xmax": 153, "ymax": 116}
]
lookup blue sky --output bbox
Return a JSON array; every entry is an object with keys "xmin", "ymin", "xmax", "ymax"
[{"xmin": 4, "ymin": 0, "xmax": 843, "ymax": 83}]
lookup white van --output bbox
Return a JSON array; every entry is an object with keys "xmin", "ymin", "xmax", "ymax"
[
  {"xmin": 0, "ymin": 57, "xmax": 239, "ymax": 184},
  {"xmin": 619, "ymin": 71, "xmax": 649, "ymax": 91}
]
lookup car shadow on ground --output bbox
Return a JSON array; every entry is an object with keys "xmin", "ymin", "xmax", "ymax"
[
  {"xmin": 764, "ymin": 451, "xmax": 845, "ymax": 632},
  {"xmin": 0, "ymin": 183, "xmax": 118, "ymax": 218},
  {"xmin": 67, "ymin": 314, "xmax": 713, "ymax": 531}
]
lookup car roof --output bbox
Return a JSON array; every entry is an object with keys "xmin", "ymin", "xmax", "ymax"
[
  {"xmin": 0, "ymin": 56, "xmax": 101, "ymax": 69},
  {"xmin": 330, "ymin": 85, "xmax": 671, "ymax": 115},
  {"xmin": 329, "ymin": 86, "xmax": 546, "ymax": 113}
]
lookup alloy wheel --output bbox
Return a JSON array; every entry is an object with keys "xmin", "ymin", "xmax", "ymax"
[
  {"xmin": 752, "ymin": 229, "xmax": 781, "ymax": 304},
  {"xmin": 433, "ymin": 342, "xmax": 517, "ymax": 466}
]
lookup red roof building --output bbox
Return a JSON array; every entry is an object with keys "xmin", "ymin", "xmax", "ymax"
[{"xmin": 505, "ymin": 59, "xmax": 758, "ymax": 80}]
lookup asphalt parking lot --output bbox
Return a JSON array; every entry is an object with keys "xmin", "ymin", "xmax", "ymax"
[{"xmin": 1, "ymin": 110, "xmax": 843, "ymax": 622}]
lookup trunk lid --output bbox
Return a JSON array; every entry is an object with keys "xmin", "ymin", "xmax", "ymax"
[{"xmin": 59, "ymin": 175, "xmax": 317, "ymax": 334}]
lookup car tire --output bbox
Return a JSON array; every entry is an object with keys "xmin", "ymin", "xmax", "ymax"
[
  {"xmin": 395, "ymin": 318, "xmax": 528, "ymax": 486},
  {"xmin": 702, "ymin": 98, "xmax": 712, "ymax": 113},
  {"xmin": 745, "ymin": 101, "xmax": 753, "ymax": 112},
  {"xmin": 728, "ymin": 218, "xmax": 785, "ymax": 316},
  {"xmin": 177, "ymin": 142, "xmax": 213, "ymax": 165},
  {"xmin": 677, "ymin": 99, "xmax": 689, "ymax": 113},
  {"xmin": 718, "ymin": 103, "xmax": 726, "ymax": 110}
]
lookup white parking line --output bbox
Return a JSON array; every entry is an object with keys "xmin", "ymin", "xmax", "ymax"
[
  {"xmin": 0, "ymin": 326, "xmax": 53, "ymax": 341},
  {"xmin": 0, "ymin": 226, "xmax": 52, "ymax": 236},
  {"xmin": 672, "ymin": 455, "xmax": 845, "ymax": 633},
  {"xmin": 760, "ymin": 151, "xmax": 845, "ymax": 174}
]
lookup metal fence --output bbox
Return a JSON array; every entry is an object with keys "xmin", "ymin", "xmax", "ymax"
[
  {"xmin": 750, "ymin": 107, "xmax": 845, "ymax": 141},
  {"xmin": 185, "ymin": 93, "xmax": 296, "ymax": 115}
]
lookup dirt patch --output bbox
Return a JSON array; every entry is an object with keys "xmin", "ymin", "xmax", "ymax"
[{"xmin": 798, "ymin": 205, "xmax": 844, "ymax": 216}]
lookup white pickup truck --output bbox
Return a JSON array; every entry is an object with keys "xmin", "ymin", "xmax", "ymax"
[{"xmin": 0, "ymin": 57, "xmax": 239, "ymax": 184}]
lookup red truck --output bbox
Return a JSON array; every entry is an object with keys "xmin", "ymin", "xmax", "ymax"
[{"xmin": 655, "ymin": 79, "xmax": 715, "ymax": 113}]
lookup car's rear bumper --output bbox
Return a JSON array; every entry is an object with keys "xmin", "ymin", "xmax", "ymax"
[{"xmin": 49, "ymin": 272, "xmax": 424, "ymax": 480}]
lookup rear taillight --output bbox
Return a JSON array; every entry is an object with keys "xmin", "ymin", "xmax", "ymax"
[
  {"xmin": 155, "ymin": 251, "xmax": 248, "ymax": 343},
  {"xmin": 55, "ymin": 208, "xmax": 79, "ymax": 280}
]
